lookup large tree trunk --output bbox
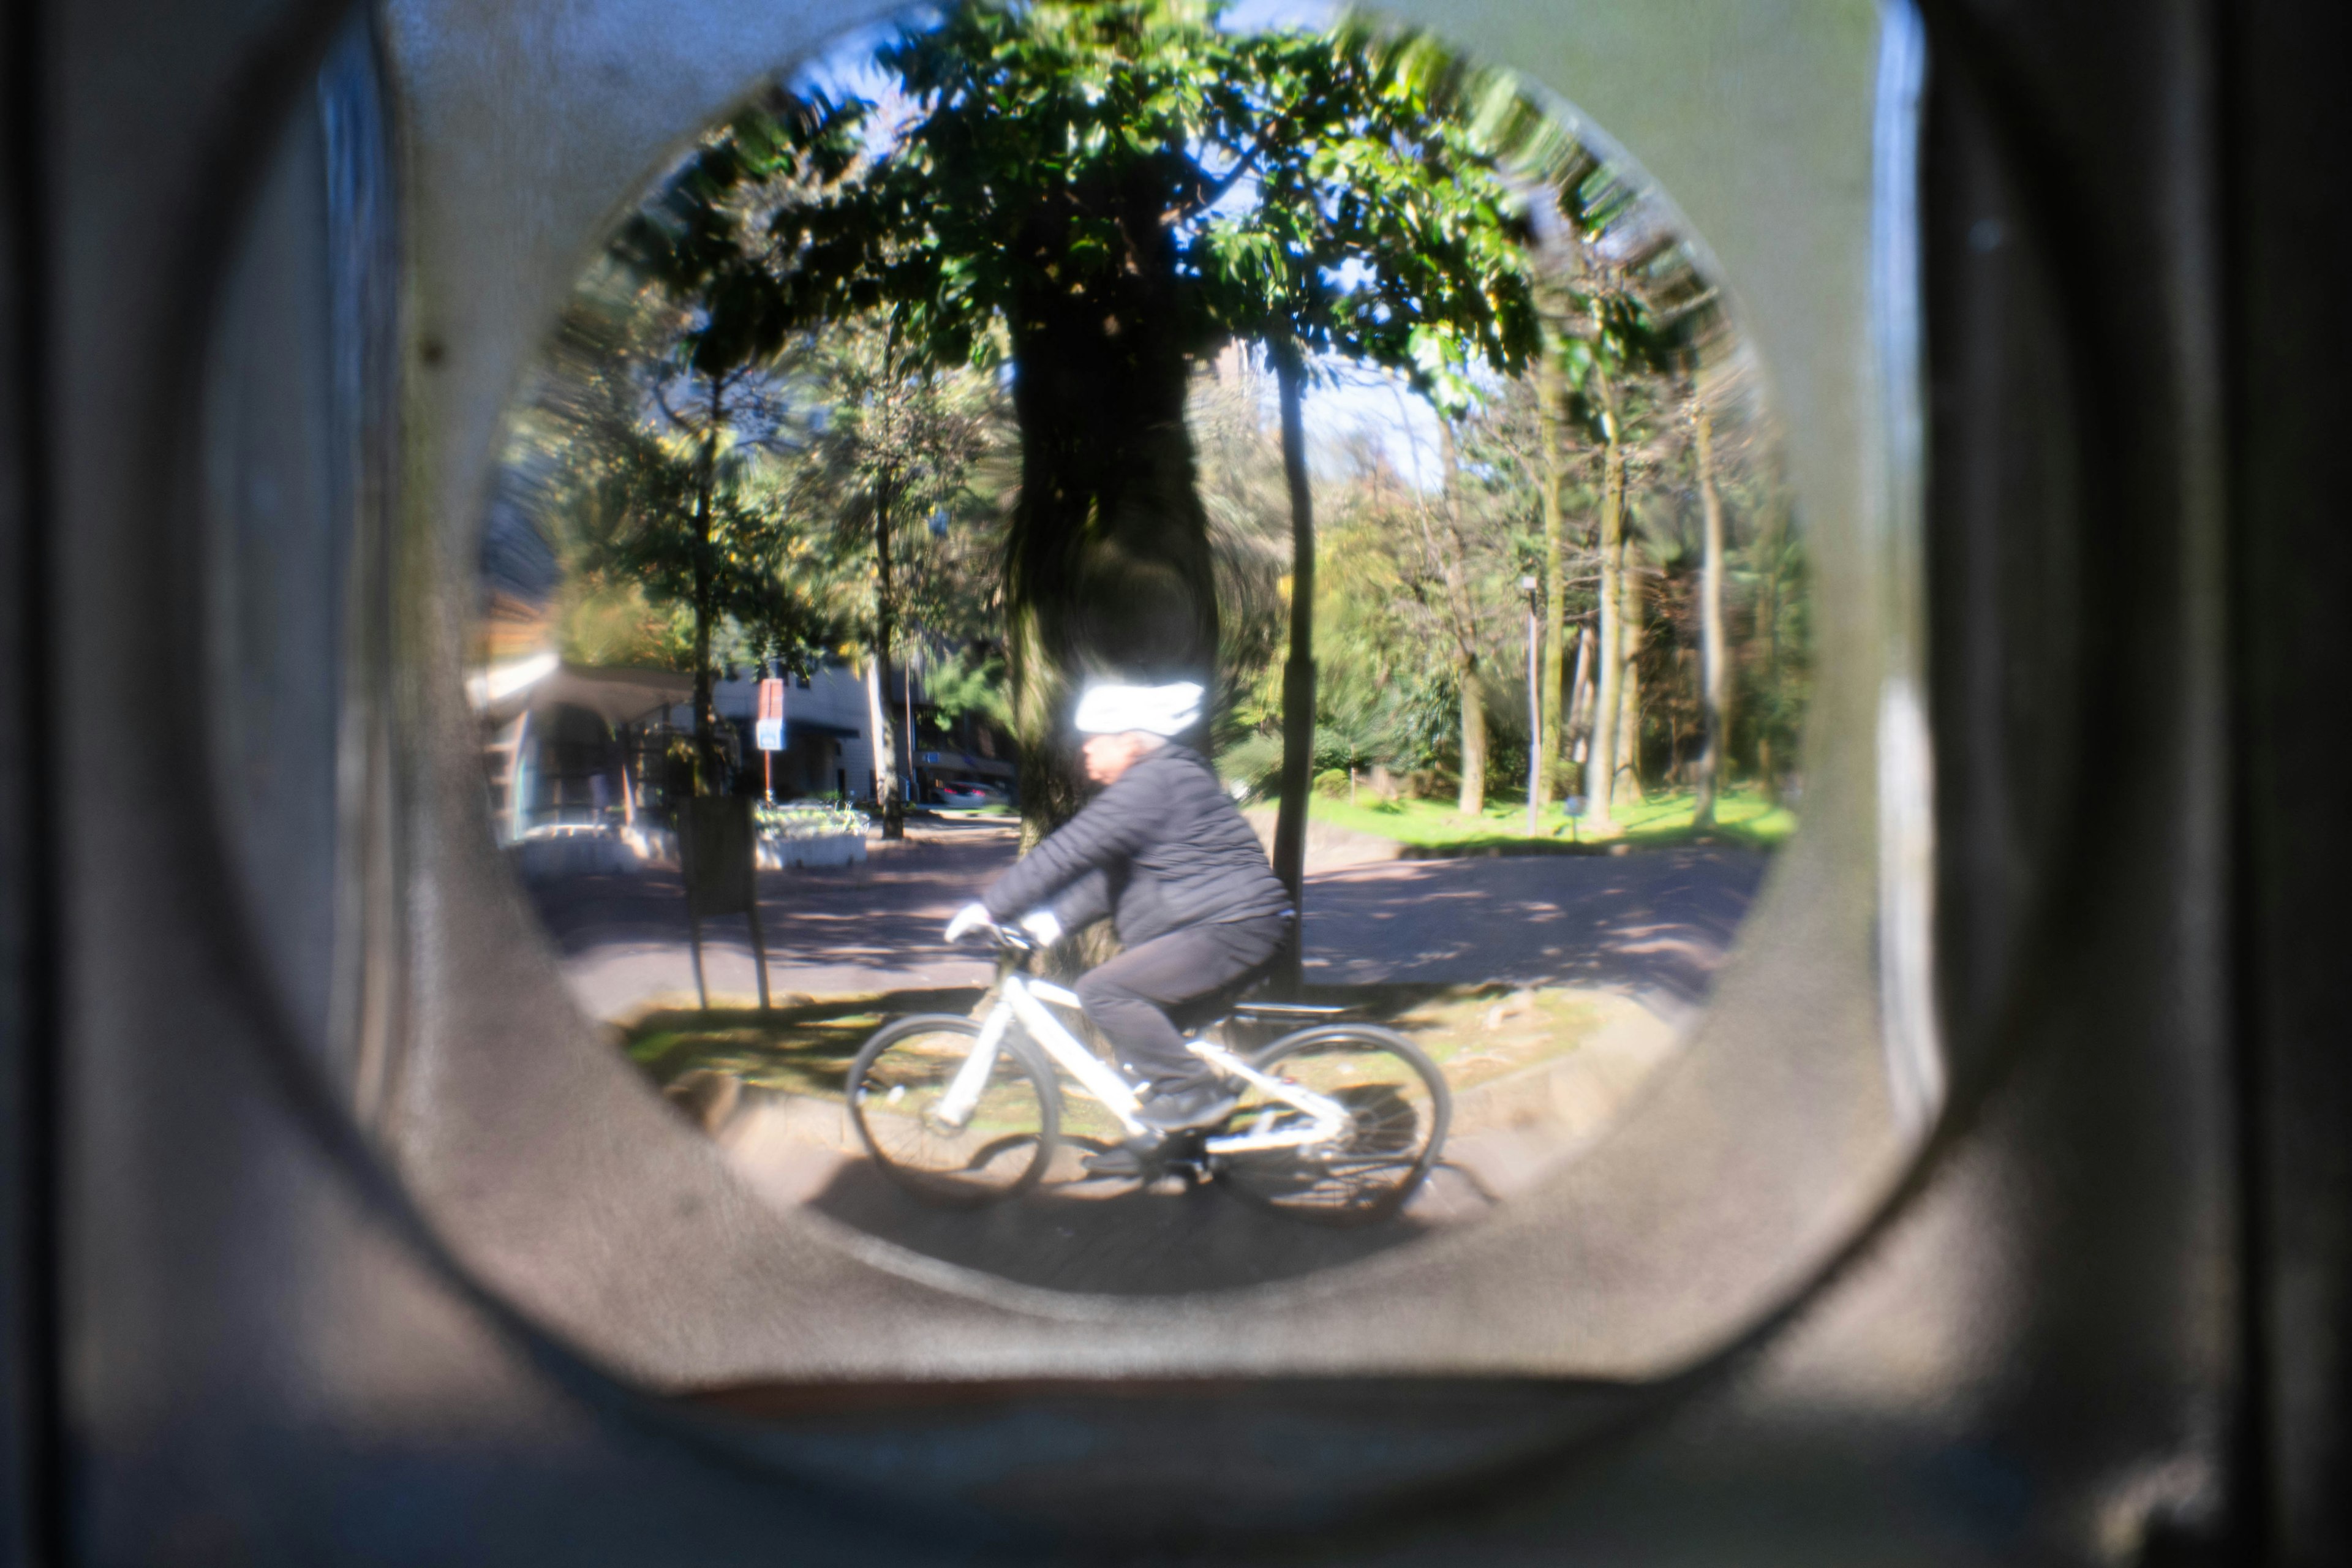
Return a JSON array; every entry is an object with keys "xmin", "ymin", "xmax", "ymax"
[
  {"xmin": 1270, "ymin": 340, "xmax": 1316, "ymax": 989},
  {"xmin": 1581, "ymin": 365, "xmax": 1627, "ymax": 828},
  {"xmin": 1535, "ymin": 345, "xmax": 1570, "ymax": 811},
  {"xmin": 1691, "ymin": 393, "xmax": 1728, "ymax": 828},
  {"xmin": 1005, "ymin": 165, "xmax": 1219, "ymax": 835},
  {"xmin": 871, "ymin": 465, "xmax": 904, "ymax": 840}
]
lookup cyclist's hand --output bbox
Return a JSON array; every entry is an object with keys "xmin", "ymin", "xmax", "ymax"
[
  {"xmin": 944, "ymin": 902, "xmax": 992, "ymax": 943},
  {"xmin": 1017, "ymin": 908, "xmax": 1063, "ymax": 946}
]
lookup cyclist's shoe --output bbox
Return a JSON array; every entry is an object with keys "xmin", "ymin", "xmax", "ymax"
[
  {"xmin": 1137, "ymin": 1083, "xmax": 1240, "ymax": 1134},
  {"xmin": 1082, "ymin": 1144, "xmax": 1148, "ymax": 1178}
]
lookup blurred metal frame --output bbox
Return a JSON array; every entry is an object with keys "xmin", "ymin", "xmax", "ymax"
[
  {"xmin": 4, "ymin": 0, "xmax": 2343, "ymax": 1559},
  {"xmin": 1, "ymin": 1, "xmax": 60, "ymax": 1559},
  {"xmin": 358, "ymin": 0, "xmax": 1918, "ymax": 1416}
]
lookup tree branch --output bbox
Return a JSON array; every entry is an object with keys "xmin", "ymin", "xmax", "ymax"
[{"xmin": 1180, "ymin": 110, "xmax": 1295, "ymax": 219}]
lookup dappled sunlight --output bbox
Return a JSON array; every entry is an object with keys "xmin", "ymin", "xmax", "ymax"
[
  {"xmin": 1300, "ymin": 850, "xmax": 1762, "ymax": 1004},
  {"xmin": 472, "ymin": 0, "xmax": 1807, "ymax": 1302}
]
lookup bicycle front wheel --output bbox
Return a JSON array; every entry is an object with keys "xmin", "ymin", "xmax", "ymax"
[
  {"xmin": 848, "ymin": 1014, "xmax": 1058, "ymax": 1205},
  {"xmin": 1215, "ymin": 1024, "xmax": 1450, "ymax": 1223}
]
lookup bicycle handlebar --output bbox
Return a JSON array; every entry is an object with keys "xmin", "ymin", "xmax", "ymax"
[{"xmin": 954, "ymin": 918, "xmax": 1039, "ymax": 955}]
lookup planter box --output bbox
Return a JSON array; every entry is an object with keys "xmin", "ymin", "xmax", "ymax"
[{"xmin": 758, "ymin": 831, "xmax": 867, "ymax": 870}]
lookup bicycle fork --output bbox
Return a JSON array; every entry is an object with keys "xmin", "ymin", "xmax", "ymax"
[{"xmin": 930, "ymin": 1006, "xmax": 1013, "ymax": 1131}]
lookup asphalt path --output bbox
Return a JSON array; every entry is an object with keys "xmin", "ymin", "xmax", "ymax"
[
  {"xmin": 1298, "ymin": 849, "xmax": 1764, "ymax": 1010},
  {"xmin": 526, "ymin": 818, "xmax": 1771, "ymax": 1295},
  {"xmin": 530, "ymin": 818, "xmax": 1768, "ymax": 1020},
  {"xmin": 533, "ymin": 820, "xmax": 1020, "ymax": 1019}
]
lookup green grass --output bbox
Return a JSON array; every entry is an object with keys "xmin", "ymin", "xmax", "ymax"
[
  {"xmin": 1382, "ymin": 984, "xmax": 1609, "ymax": 1091},
  {"xmin": 624, "ymin": 990, "xmax": 987, "ymax": 1097},
  {"xmin": 1308, "ymin": 784, "xmax": 1795, "ymax": 854},
  {"xmin": 619, "ymin": 981, "xmax": 1616, "ymax": 1107}
]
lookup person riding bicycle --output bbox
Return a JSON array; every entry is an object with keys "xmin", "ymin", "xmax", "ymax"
[{"xmin": 944, "ymin": 679, "xmax": 1293, "ymax": 1164}]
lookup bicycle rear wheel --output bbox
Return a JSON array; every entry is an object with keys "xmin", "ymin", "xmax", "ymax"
[
  {"xmin": 848, "ymin": 1015, "xmax": 1057, "ymax": 1205},
  {"xmin": 1214, "ymin": 1024, "xmax": 1450, "ymax": 1223}
]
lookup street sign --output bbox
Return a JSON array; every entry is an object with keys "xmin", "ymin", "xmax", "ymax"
[{"xmin": 755, "ymin": 677, "xmax": 786, "ymax": 752}]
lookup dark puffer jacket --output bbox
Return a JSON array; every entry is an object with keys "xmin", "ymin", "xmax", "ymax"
[{"xmin": 980, "ymin": 743, "xmax": 1292, "ymax": 946}]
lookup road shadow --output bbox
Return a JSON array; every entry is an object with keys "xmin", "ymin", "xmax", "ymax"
[
  {"xmin": 535, "ymin": 833, "xmax": 1765, "ymax": 1016},
  {"xmin": 555, "ymin": 831, "xmax": 1766, "ymax": 1300},
  {"xmin": 1302, "ymin": 845, "xmax": 1766, "ymax": 1008},
  {"xmin": 801, "ymin": 1153, "xmax": 1436, "ymax": 1296},
  {"xmin": 529, "ymin": 818, "xmax": 1019, "ymax": 960}
]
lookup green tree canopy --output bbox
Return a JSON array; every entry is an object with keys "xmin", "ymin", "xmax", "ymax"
[{"xmin": 625, "ymin": 0, "xmax": 1556, "ymax": 718}]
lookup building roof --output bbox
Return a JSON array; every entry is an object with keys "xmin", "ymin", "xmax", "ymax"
[{"xmin": 473, "ymin": 659, "xmax": 694, "ymax": 726}]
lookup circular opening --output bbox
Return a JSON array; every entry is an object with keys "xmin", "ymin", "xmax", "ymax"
[
  {"xmin": 179, "ymin": 0, "xmax": 1947, "ymax": 1534},
  {"xmin": 467, "ymin": 0, "xmax": 1813, "ymax": 1307}
]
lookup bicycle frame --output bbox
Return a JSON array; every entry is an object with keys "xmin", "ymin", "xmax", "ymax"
[{"xmin": 933, "ymin": 969, "xmax": 1353, "ymax": 1153}]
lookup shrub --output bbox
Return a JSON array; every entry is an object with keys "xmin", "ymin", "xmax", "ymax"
[{"xmin": 1216, "ymin": 732, "xmax": 1283, "ymax": 801}]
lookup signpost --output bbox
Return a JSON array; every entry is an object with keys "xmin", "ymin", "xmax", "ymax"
[{"xmin": 755, "ymin": 676, "xmax": 786, "ymax": 800}]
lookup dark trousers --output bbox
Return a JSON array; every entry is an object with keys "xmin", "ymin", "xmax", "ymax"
[{"xmin": 1074, "ymin": 914, "xmax": 1292, "ymax": 1095}]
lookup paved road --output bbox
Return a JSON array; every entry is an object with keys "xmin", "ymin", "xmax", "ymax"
[
  {"xmin": 713, "ymin": 987, "xmax": 1680, "ymax": 1295},
  {"xmin": 532, "ymin": 820, "xmax": 1019, "ymax": 1018},
  {"xmin": 530, "ymin": 820, "xmax": 1768, "ymax": 1020},
  {"xmin": 529, "ymin": 821, "xmax": 1769, "ymax": 1294},
  {"xmin": 1299, "ymin": 849, "xmax": 1764, "ymax": 1009}
]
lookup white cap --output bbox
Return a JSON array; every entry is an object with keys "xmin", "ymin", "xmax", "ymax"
[{"xmin": 1072, "ymin": 680, "xmax": 1204, "ymax": 737}]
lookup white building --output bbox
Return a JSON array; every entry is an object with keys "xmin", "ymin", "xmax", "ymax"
[{"xmin": 708, "ymin": 664, "xmax": 872, "ymax": 802}]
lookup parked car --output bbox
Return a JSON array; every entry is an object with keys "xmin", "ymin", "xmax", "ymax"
[{"xmin": 937, "ymin": 779, "xmax": 1009, "ymax": 807}]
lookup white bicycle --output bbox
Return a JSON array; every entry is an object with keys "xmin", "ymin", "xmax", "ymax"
[{"xmin": 846, "ymin": 922, "xmax": 1451, "ymax": 1223}]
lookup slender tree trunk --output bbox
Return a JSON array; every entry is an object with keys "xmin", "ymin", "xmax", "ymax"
[
  {"xmin": 1615, "ymin": 548, "xmax": 1644, "ymax": 810},
  {"xmin": 872, "ymin": 461, "xmax": 904, "ymax": 840},
  {"xmin": 1567, "ymin": 619, "xmax": 1595, "ymax": 767},
  {"xmin": 1692, "ymin": 394, "xmax": 1728, "ymax": 828},
  {"xmin": 1582, "ymin": 368, "xmax": 1626, "ymax": 828},
  {"xmin": 1271, "ymin": 341, "xmax": 1316, "ymax": 983},
  {"xmin": 1458, "ymin": 665, "xmax": 1487, "ymax": 815},
  {"xmin": 1536, "ymin": 346, "xmax": 1570, "ymax": 810},
  {"xmin": 688, "ymin": 396, "xmax": 720, "ymax": 796},
  {"xmin": 1439, "ymin": 421, "xmax": 1485, "ymax": 815},
  {"xmin": 1757, "ymin": 491, "xmax": 1785, "ymax": 805},
  {"xmin": 904, "ymin": 646, "xmax": 919, "ymax": 800},
  {"xmin": 863, "ymin": 652, "xmax": 899, "ymax": 824}
]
